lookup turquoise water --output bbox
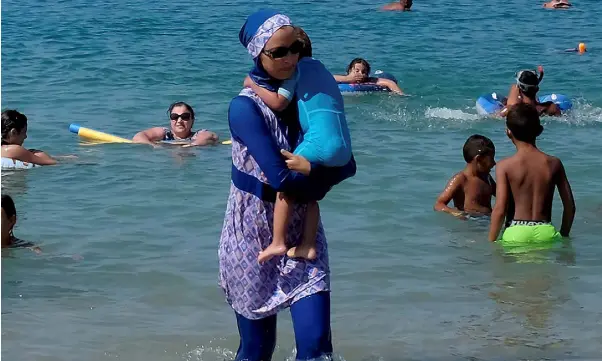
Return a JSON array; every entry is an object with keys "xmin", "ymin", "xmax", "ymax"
[{"xmin": 2, "ymin": 0, "xmax": 602, "ymax": 359}]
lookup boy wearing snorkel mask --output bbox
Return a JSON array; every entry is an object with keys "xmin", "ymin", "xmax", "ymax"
[{"xmin": 501, "ymin": 66, "xmax": 561, "ymax": 117}]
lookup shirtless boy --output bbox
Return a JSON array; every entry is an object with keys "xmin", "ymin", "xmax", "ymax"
[
  {"xmin": 435, "ymin": 135, "xmax": 496, "ymax": 218},
  {"xmin": 489, "ymin": 103, "xmax": 575, "ymax": 243}
]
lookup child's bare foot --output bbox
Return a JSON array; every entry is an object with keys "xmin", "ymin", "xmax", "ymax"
[
  {"xmin": 258, "ymin": 243, "xmax": 288, "ymax": 264},
  {"xmin": 286, "ymin": 244, "xmax": 317, "ymax": 260}
]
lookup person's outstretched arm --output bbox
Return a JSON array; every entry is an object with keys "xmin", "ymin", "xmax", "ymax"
[
  {"xmin": 3, "ymin": 145, "xmax": 57, "ymax": 165},
  {"xmin": 132, "ymin": 127, "xmax": 166, "ymax": 145},
  {"xmin": 376, "ymin": 78, "xmax": 404, "ymax": 95}
]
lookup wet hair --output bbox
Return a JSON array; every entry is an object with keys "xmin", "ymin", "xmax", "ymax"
[
  {"xmin": 2, "ymin": 110, "xmax": 28, "ymax": 144},
  {"xmin": 2, "ymin": 194, "xmax": 16, "ymax": 219},
  {"xmin": 295, "ymin": 27, "xmax": 312, "ymax": 58},
  {"xmin": 167, "ymin": 102, "xmax": 195, "ymax": 120},
  {"xmin": 506, "ymin": 103, "xmax": 543, "ymax": 142},
  {"xmin": 517, "ymin": 70, "xmax": 540, "ymax": 97},
  {"xmin": 463, "ymin": 134, "xmax": 495, "ymax": 163},
  {"xmin": 401, "ymin": 0, "xmax": 413, "ymax": 9},
  {"xmin": 347, "ymin": 58, "xmax": 371, "ymax": 75}
]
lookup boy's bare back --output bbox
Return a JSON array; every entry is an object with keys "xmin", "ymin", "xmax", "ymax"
[
  {"xmin": 442, "ymin": 171, "xmax": 494, "ymax": 214},
  {"xmin": 496, "ymin": 147, "xmax": 566, "ymax": 222},
  {"xmin": 489, "ymin": 103, "xmax": 575, "ymax": 242}
]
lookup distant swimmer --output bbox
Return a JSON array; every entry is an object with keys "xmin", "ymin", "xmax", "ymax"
[
  {"xmin": 334, "ymin": 58, "xmax": 404, "ymax": 94},
  {"xmin": 500, "ymin": 66, "xmax": 561, "ymax": 117},
  {"xmin": 132, "ymin": 102, "xmax": 219, "ymax": 146},
  {"xmin": 565, "ymin": 42, "xmax": 587, "ymax": 53},
  {"xmin": 381, "ymin": 0, "xmax": 412, "ymax": 11},
  {"xmin": 434, "ymin": 135, "xmax": 496, "ymax": 219},
  {"xmin": 543, "ymin": 0, "xmax": 571, "ymax": 9}
]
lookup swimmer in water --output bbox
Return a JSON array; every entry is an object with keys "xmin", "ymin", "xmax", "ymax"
[
  {"xmin": 565, "ymin": 43, "xmax": 587, "ymax": 53},
  {"xmin": 1, "ymin": 110, "xmax": 60, "ymax": 166},
  {"xmin": 500, "ymin": 66, "xmax": 561, "ymax": 117},
  {"xmin": 2, "ymin": 195, "xmax": 41, "ymax": 253},
  {"xmin": 333, "ymin": 58, "xmax": 404, "ymax": 95},
  {"xmin": 244, "ymin": 27, "xmax": 354, "ymax": 263},
  {"xmin": 489, "ymin": 103, "xmax": 575, "ymax": 243},
  {"xmin": 133, "ymin": 102, "xmax": 219, "ymax": 146},
  {"xmin": 381, "ymin": 0, "xmax": 412, "ymax": 11},
  {"xmin": 434, "ymin": 135, "xmax": 496, "ymax": 219},
  {"xmin": 543, "ymin": 0, "xmax": 571, "ymax": 9}
]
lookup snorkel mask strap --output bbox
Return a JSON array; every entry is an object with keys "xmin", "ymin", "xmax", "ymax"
[{"xmin": 516, "ymin": 69, "xmax": 543, "ymax": 92}]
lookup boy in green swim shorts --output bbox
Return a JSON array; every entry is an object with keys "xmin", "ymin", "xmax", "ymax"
[{"xmin": 488, "ymin": 103, "xmax": 576, "ymax": 245}]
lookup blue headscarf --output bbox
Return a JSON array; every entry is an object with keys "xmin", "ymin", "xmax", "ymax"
[{"xmin": 239, "ymin": 10, "xmax": 292, "ymax": 92}]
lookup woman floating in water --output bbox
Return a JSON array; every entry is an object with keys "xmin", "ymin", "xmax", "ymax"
[
  {"xmin": 543, "ymin": 0, "xmax": 571, "ymax": 9},
  {"xmin": 1, "ymin": 110, "xmax": 58, "ymax": 166},
  {"xmin": 132, "ymin": 102, "xmax": 219, "ymax": 146},
  {"xmin": 381, "ymin": 0, "xmax": 412, "ymax": 11},
  {"xmin": 334, "ymin": 58, "xmax": 404, "ymax": 95}
]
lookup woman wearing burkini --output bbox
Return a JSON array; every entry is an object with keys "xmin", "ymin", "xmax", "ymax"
[{"xmin": 219, "ymin": 10, "xmax": 356, "ymax": 361}]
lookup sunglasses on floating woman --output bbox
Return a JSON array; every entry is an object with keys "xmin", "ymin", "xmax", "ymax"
[{"xmin": 170, "ymin": 112, "xmax": 193, "ymax": 121}]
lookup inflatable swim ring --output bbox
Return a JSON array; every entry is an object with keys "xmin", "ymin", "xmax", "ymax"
[
  {"xmin": 476, "ymin": 92, "xmax": 573, "ymax": 116},
  {"xmin": 1, "ymin": 157, "xmax": 39, "ymax": 170},
  {"xmin": 338, "ymin": 70, "xmax": 399, "ymax": 94}
]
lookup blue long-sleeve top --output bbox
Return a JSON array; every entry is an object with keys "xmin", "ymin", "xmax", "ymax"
[{"xmin": 228, "ymin": 95, "xmax": 356, "ymax": 203}]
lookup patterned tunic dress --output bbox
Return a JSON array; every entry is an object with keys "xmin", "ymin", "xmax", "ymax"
[{"xmin": 218, "ymin": 88, "xmax": 330, "ymax": 320}]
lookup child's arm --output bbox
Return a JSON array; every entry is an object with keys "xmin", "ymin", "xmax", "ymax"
[
  {"xmin": 376, "ymin": 78, "xmax": 404, "ymax": 95},
  {"xmin": 434, "ymin": 173, "xmax": 467, "ymax": 218},
  {"xmin": 5, "ymin": 145, "xmax": 57, "ymax": 165},
  {"xmin": 489, "ymin": 163, "xmax": 509, "ymax": 242},
  {"xmin": 244, "ymin": 76, "xmax": 291, "ymax": 112},
  {"xmin": 556, "ymin": 159, "xmax": 576, "ymax": 237},
  {"xmin": 281, "ymin": 150, "xmax": 311, "ymax": 176}
]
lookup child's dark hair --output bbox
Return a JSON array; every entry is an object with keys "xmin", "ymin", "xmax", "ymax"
[
  {"xmin": 346, "ymin": 58, "xmax": 371, "ymax": 75},
  {"xmin": 2, "ymin": 110, "xmax": 28, "ymax": 144},
  {"xmin": 506, "ymin": 103, "xmax": 543, "ymax": 142},
  {"xmin": 2, "ymin": 194, "xmax": 17, "ymax": 218},
  {"xmin": 167, "ymin": 102, "xmax": 195, "ymax": 120},
  {"xmin": 463, "ymin": 134, "xmax": 495, "ymax": 163},
  {"xmin": 295, "ymin": 27, "xmax": 312, "ymax": 58}
]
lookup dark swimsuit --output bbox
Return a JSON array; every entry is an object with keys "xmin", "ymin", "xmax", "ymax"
[{"xmin": 162, "ymin": 128, "xmax": 206, "ymax": 141}]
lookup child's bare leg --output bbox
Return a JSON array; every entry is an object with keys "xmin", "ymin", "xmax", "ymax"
[
  {"xmin": 258, "ymin": 192, "xmax": 292, "ymax": 263},
  {"xmin": 287, "ymin": 201, "xmax": 319, "ymax": 260}
]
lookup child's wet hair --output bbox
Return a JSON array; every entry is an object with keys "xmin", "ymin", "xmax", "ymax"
[
  {"xmin": 1, "ymin": 110, "xmax": 28, "ymax": 143},
  {"xmin": 347, "ymin": 58, "xmax": 371, "ymax": 75},
  {"xmin": 167, "ymin": 102, "xmax": 195, "ymax": 120},
  {"xmin": 295, "ymin": 27, "xmax": 312, "ymax": 58},
  {"xmin": 463, "ymin": 134, "xmax": 495, "ymax": 163},
  {"xmin": 1, "ymin": 194, "xmax": 17, "ymax": 218},
  {"xmin": 506, "ymin": 103, "xmax": 543, "ymax": 142}
]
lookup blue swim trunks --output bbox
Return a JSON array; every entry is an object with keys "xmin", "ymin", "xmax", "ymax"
[{"xmin": 278, "ymin": 57, "xmax": 352, "ymax": 167}]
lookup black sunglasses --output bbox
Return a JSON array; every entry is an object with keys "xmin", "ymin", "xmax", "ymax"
[
  {"xmin": 170, "ymin": 112, "xmax": 192, "ymax": 121},
  {"xmin": 262, "ymin": 40, "xmax": 303, "ymax": 59}
]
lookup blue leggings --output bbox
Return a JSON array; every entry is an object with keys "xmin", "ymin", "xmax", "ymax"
[{"xmin": 234, "ymin": 291, "xmax": 332, "ymax": 361}]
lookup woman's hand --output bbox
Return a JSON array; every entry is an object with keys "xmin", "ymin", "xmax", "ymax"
[
  {"xmin": 190, "ymin": 131, "xmax": 219, "ymax": 146},
  {"xmin": 281, "ymin": 150, "xmax": 311, "ymax": 176}
]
